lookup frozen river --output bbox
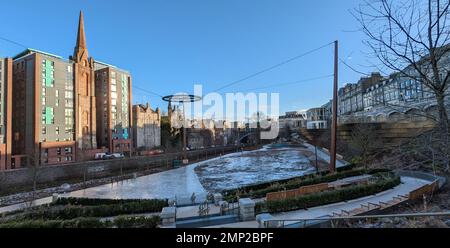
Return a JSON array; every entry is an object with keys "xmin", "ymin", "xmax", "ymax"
[
  {"xmin": 195, "ymin": 145, "xmax": 315, "ymax": 191},
  {"xmin": 64, "ymin": 144, "xmax": 318, "ymax": 203}
]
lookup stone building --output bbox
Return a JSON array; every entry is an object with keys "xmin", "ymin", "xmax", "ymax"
[
  {"xmin": 336, "ymin": 49, "xmax": 450, "ymax": 124},
  {"xmin": 338, "ymin": 72, "xmax": 384, "ymax": 116},
  {"xmin": 306, "ymin": 107, "xmax": 328, "ymax": 129},
  {"xmin": 279, "ymin": 111, "xmax": 307, "ymax": 130},
  {"xmin": 132, "ymin": 103, "xmax": 161, "ymax": 150},
  {"xmin": 72, "ymin": 11, "xmax": 98, "ymax": 153}
]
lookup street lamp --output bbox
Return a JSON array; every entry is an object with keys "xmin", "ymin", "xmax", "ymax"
[{"xmin": 162, "ymin": 94, "xmax": 202, "ymax": 162}]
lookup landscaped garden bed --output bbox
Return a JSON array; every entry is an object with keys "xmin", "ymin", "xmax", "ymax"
[
  {"xmin": 255, "ymin": 172, "xmax": 401, "ymax": 214},
  {"xmin": 0, "ymin": 197, "xmax": 167, "ymax": 228},
  {"xmin": 0, "ymin": 215, "xmax": 161, "ymax": 228},
  {"xmin": 222, "ymin": 164, "xmax": 391, "ymax": 201}
]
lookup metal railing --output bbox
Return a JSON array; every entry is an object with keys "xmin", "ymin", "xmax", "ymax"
[{"xmin": 263, "ymin": 211, "xmax": 450, "ymax": 228}]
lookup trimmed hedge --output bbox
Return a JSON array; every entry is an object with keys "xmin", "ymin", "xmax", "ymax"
[
  {"xmin": 114, "ymin": 215, "xmax": 160, "ymax": 228},
  {"xmin": 0, "ymin": 216, "xmax": 161, "ymax": 228},
  {"xmin": 223, "ymin": 167, "xmax": 373, "ymax": 201},
  {"xmin": 15, "ymin": 199, "xmax": 168, "ymax": 220},
  {"xmin": 222, "ymin": 163, "xmax": 357, "ymax": 197},
  {"xmin": 53, "ymin": 197, "xmax": 167, "ymax": 206},
  {"xmin": 0, "ymin": 217, "xmax": 107, "ymax": 228},
  {"xmin": 257, "ymin": 174, "xmax": 401, "ymax": 213}
]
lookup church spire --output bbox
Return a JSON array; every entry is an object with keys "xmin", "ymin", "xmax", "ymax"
[{"xmin": 74, "ymin": 11, "xmax": 88, "ymax": 62}]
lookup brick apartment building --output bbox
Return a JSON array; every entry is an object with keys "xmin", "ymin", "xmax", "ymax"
[
  {"xmin": 95, "ymin": 65, "xmax": 133, "ymax": 155},
  {"xmin": 0, "ymin": 58, "xmax": 13, "ymax": 170}
]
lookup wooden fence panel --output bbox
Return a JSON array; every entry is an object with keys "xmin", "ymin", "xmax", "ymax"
[
  {"xmin": 266, "ymin": 183, "xmax": 329, "ymax": 202},
  {"xmin": 408, "ymin": 180, "xmax": 439, "ymax": 201}
]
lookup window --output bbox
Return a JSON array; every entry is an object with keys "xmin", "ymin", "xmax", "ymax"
[
  {"xmin": 65, "ymin": 109, "xmax": 73, "ymax": 117},
  {"xmin": 57, "ymin": 148, "xmax": 61, "ymax": 155},
  {"xmin": 66, "ymin": 156, "xmax": 72, "ymax": 161},
  {"xmin": 65, "ymin": 99, "xmax": 73, "ymax": 108},
  {"xmin": 56, "ymin": 126, "xmax": 60, "ymax": 135},
  {"xmin": 65, "ymin": 117, "xmax": 73, "ymax": 125},
  {"xmin": 65, "ymin": 147, "xmax": 72, "ymax": 153},
  {"xmin": 65, "ymin": 83, "xmax": 73, "ymax": 91},
  {"xmin": 65, "ymin": 91, "xmax": 73, "ymax": 99},
  {"xmin": 42, "ymin": 127, "xmax": 46, "ymax": 134}
]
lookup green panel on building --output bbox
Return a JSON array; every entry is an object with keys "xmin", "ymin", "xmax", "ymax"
[
  {"xmin": 45, "ymin": 107, "xmax": 54, "ymax": 124},
  {"xmin": 45, "ymin": 60, "xmax": 54, "ymax": 87}
]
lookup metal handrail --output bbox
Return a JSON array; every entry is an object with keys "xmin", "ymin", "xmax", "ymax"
[
  {"xmin": 266, "ymin": 211, "xmax": 450, "ymax": 223},
  {"xmin": 263, "ymin": 211, "xmax": 450, "ymax": 228}
]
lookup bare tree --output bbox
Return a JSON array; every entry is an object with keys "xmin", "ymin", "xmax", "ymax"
[
  {"xmin": 348, "ymin": 124, "xmax": 383, "ymax": 169},
  {"xmin": 354, "ymin": 0, "xmax": 450, "ymax": 134},
  {"xmin": 382, "ymin": 127, "xmax": 450, "ymax": 173}
]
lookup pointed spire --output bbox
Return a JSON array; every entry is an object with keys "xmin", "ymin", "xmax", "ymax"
[
  {"xmin": 76, "ymin": 11, "xmax": 87, "ymax": 49},
  {"xmin": 74, "ymin": 11, "xmax": 88, "ymax": 61}
]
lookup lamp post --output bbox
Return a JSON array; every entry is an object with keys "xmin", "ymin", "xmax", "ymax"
[{"xmin": 162, "ymin": 94, "xmax": 202, "ymax": 162}]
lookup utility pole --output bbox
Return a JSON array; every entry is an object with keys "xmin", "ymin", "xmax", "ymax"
[
  {"xmin": 330, "ymin": 40, "xmax": 338, "ymax": 173},
  {"xmin": 182, "ymin": 102, "xmax": 187, "ymax": 161}
]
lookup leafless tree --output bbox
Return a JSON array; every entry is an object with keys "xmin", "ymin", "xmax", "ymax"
[
  {"xmin": 353, "ymin": 0, "xmax": 450, "ymax": 173},
  {"xmin": 381, "ymin": 127, "xmax": 450, "ymax": 173},
  {"xmin": 348, "ymin": 124, "xmax": 383, "ymax": 169},
  {"xmin": 353, "ymin": 0, "xmax": 450, "ymax": 133}
]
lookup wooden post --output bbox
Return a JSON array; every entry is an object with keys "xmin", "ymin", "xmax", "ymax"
[{"xmin": 330, "ymin": 40, "xmax": 338, "ymax": 173}]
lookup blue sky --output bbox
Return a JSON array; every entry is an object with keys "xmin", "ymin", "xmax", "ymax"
[{"xmin": 0, "ymin": 0, "xmax": 378, "ymax": 114}]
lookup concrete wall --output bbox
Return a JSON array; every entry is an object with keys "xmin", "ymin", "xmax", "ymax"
[
  {"xmin": 299, "ymin": 120, "xmax": 435, "ymax": 148},
  {"xmin": 338, "ymin": 121, "xmax": 435, "ymax": 145}
]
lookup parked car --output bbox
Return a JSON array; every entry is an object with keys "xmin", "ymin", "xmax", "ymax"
[
  {"xmin": 111, "ymin": 153, "xmax": 125, "ymax": 159},
  {"xmin": 94, "ymin": 153, "xmax": 107, "ymax": 160},
  {"xmin": 101, "ymin": 153, "xmax": 124, "ymax": 159}
]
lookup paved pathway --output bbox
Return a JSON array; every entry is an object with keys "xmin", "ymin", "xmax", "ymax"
[
  {"xmin": 204, "ymin": 176, "xmax": 431, "ymax": 228},
  {"xmin": 0, "ymin": 196, "xmax": 53, "ymax": 214},
  {"xmin": 63, "ymin": 163, "xmax": 208, "ymax": 204}
]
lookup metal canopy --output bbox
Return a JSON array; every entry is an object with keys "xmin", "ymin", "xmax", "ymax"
[{"xmin": 162, "ymin": 94, "xmax": 202, "ymax": 103}]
